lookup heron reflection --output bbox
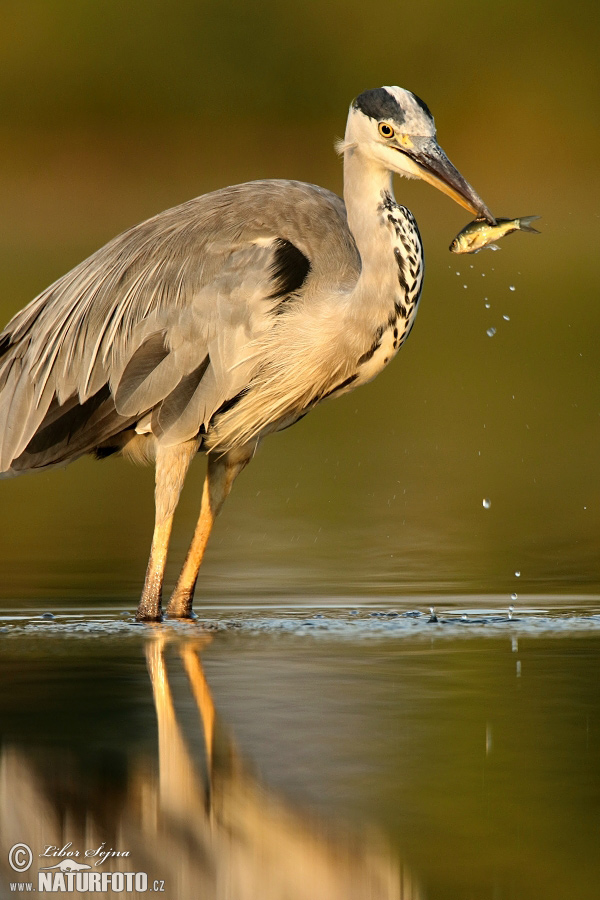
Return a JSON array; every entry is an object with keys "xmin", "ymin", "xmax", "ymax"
[{"xmin": 0, "ymin": 634, "xmax": 421, "ymax": 899}]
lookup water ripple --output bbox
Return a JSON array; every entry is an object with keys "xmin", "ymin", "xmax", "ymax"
[{"xmin": 2, "ymin": 600, "xmax": 600, "ymax": 640}]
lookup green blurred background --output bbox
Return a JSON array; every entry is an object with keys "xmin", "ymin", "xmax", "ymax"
[{"xmin": 1, "ymin": 0, "xmax": 599, "ymax": 606}]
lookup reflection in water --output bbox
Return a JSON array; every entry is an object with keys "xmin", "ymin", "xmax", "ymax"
[{"xmin": 0, "ymin": 634, "xmax": 420, "ymax": 899}]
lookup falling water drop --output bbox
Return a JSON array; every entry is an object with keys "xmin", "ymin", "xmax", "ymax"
[
  {"xmin": 486, "ymin": 724, "xmax": 492, "ymax": 754},
  {"xmin": 486, "ymin": 327, "xmax": 496, "ymax": 337},
  {"xmin": 515, "ymin": 571, "xmax": 521, "ymax": 577},
  {"xmin": 482, "ymin": 498, "xmax": 491, "ymax": 509},
  {"xmin": 509, "ymin": 285, "xmax": 516, "ymax": 291},
  {"xmin": 511, "ymin": 592, "xmax": 518, "ymax": 601}
]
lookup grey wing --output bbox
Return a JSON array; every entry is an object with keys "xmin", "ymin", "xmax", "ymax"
[{"xmin": 0, "ymin": 180, "xmax": 352, "ymax": 474}]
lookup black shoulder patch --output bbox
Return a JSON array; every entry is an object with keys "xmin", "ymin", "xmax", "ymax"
[
  {"xmin": 353, "ymin": 88, "xmax": 405, "ymax": 125},
  {"xmin": 269, "ymin": 238, "xmax": 311, "ymax": 304}
]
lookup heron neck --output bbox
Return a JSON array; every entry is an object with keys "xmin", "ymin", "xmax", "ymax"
[{"xmin": 343, "ymin": 147, "xmax": 398, "ymax": 300}]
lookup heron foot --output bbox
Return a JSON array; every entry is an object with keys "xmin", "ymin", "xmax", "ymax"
[
  {"xmin": 136, "ymin": 592, "xmax": 163, "ymax": 623},
  {"xmin": 135, "ymin": 612, "xmax": 164, "ymax": 623},
  {"xmin": 166, "ymin": 589, "xmax": 195, "ymax": 620}
]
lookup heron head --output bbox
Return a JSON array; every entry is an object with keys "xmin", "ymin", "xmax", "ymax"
[{"xmin": 344, "ymin": 86, "xmax": 495, "ymax": 224}]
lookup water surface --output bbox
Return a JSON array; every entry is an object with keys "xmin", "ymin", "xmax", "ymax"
[{"xmin": 1, "ymin": 601, "xmax": 598, "ymax": 899}]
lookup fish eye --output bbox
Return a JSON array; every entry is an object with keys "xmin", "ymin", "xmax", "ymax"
[{"xmin": 378, "ymin": 123, "xmax": 394, "ymax": 139}]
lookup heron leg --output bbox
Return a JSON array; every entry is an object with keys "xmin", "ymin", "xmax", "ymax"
[
  {"xmin": 146, "ymin": 634, "xmax": 207, "ymax": 817},
  {"xmin": 181, "ymin": 643, "xmax": 216, "ymax": 810},
  {"xmin": 136, "ymin": 440, "xmax": 199, "ymax": 622},
  {"xmin": 167, "ymin": 449, "xmax": 251, "ymax": 619}
]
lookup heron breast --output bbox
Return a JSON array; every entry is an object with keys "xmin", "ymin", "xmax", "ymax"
[{"xmin": 355, "ymin": 324, "xmax": 401, "ymax": 385}]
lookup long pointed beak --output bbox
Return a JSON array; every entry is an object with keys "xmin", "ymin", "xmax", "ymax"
[{"xmin": 398, "ymin": 136, "xmax": 496, "ymax": 225}]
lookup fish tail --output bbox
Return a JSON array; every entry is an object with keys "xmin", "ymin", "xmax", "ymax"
[{"xmin": 517, "ymin": 215, "xmax": 541, "ymax": 234}]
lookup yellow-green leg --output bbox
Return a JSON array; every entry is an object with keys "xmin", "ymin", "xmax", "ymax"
[
  {"xmin": 136, "ymin": 440, "xmax": 199, "ymax": 622},
  {"xmin": 167, "ymin": 450, "xmax": 250, "ymax": 619}
]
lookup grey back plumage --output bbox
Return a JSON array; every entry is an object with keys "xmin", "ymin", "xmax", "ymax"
[{"xmin": 0, "ymin": 180, "xmax": 359, "ymax": 473}]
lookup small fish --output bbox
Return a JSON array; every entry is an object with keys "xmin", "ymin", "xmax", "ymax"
[{"xmin": 449, "ymin": 215, "xmax": 540, "ymax": 254}]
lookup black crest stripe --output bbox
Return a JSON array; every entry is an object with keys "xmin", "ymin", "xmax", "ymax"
[{"xmin": 353, "ymin": 88, "xmax": 405, "ymax": 125}]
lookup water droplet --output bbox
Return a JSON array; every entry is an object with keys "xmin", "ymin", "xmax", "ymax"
[
  {"xmin": 509, "ymin": 285, "xmax": 516, "ymax": 291},
  {"xmin": 511, "ymin": 592, "xmax": 517, "ymax": 601},
  {"xmin": 482, "ymin": 498, "xmax": 491, "ymax": 509},
  {"xmin": 515, "ymin": 570, "xmax": 521, "ymax": 577},
  {"xmin": 486, "ymin": 327, "xmax": 496, "ymax": 337},
  {"xmin": 508, "ymin": 605, "xmax": 514, "ymax": 620},
  {"xmin": 461, "ymin": 614, "xmax": 468, "ymax": 621},
  {"xmin": 503, "ymin": 315, "xmax": 510, "ymax": 321},
  {"xmin": 463, "ymin": 284, "xmax": 468, "ymax": 289},
  {"xmin": 512, "ymin": 637, "xmax": 518, "ymax": 652},
  {"xmin": 516, "ymin": 660, "xmax": 522, "ymax": 677},
  {"xmin": 455, "ymin": 271, "xmax": 460, "ymax": 276},
  {"xmin": 485, "ymin": 303, "xmax": 491, "ymax": 309}
]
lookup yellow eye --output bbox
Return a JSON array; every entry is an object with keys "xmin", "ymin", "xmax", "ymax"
[{"xmin": 378, "ymin": 123, "xmax": 394, "ymax": 138}]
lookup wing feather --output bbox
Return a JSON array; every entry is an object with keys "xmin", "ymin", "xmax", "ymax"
[{"xmin": 0, "ymin": 180, "xmax": 356, "ymax": 473}]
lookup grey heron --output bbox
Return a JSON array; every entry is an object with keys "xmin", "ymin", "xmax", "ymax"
[{"xmin": 0, "ymin": 87, "xmax": 493, "ymax": 621}]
